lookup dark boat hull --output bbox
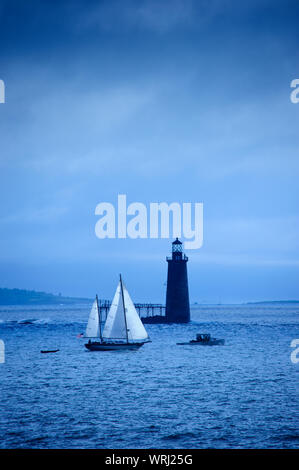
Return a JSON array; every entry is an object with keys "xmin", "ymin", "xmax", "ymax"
[
  {"xmin": 177, "ymin": 339, "xmax": 225, "ymax": 346},
  {"xmin": 40, "ymin": 349, "xmax": 60, "ymax": 353},
  {"xmin": 85, "ymin": 341, "xmax": 145, "ymax": 351}
]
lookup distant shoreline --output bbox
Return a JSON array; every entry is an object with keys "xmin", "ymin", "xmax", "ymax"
[
  {"xmin": 245, "ymin": 300, "xmax": 299, "ymax": 305},
  {"xmin": 0, "ymin": 288, "xmax": 92, "ymax": 305},
  {"xmin": 1, "ymin": 288, "xmax": 298, "ymax": 306}
]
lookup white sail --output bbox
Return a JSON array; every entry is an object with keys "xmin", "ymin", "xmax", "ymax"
[
  {"xmin": 102, "ymin": 279, "xmax": 149, "ymax": 342},
  {"xmin": 102, "ymin": 282, "xmax": 127, "ymax": 340},
  {"xmin": 85, "ymin": 298, "xmax": 100, "ymax": 338},
  {"xmin": 122, "ymin": 283, "xmax": 149, "ymax": 341}
]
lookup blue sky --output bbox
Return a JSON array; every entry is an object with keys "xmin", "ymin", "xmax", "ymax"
[{"xmin": 0, "ymin": 0, "xmax": 298, "ymax": 303}]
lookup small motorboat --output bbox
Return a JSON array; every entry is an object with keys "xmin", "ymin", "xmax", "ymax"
[
  {"xmin": 177, "ymin": 333, "xmax": 225, "ymax": 346},
  {"xmin": 40, "ymin": 349, "xmax": 60, "ymax": 354}
]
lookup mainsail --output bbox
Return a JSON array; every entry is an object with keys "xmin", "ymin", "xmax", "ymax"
[
  {"xmin": 122, "ymin": 282, "xmax": 149, "ymax": 341},
  {"xmin": 102, "ymin": 279, "xmax": 149, "ymax": 342},
  {"xmin": 102, "ymin": 282, "xmax": 126, "ymax": 340},
  {"xmin": 85, "ymin": 297, "xmax": 100, "ymax": 338}
]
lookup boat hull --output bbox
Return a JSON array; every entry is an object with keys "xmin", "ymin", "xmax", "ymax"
[
  {"xmin": 40, "ymin": 349, "xmax": 60, "ymax": 353},
  {"xmin": 85, "ymin": 341, "xmax": 145, "ymax": 351},
  {"xmin": 177, "ymin": 339, "xmax": 225, "ymax": 346}
]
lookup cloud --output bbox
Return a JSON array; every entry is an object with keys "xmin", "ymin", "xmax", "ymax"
[
  {"xmin": 71, "ymin": 0, "xmax": 280, "ymax": 36},
  {"xmin": 1, "ymin": 0, "xmax": 299, "ymax": 300},
  {"xmin": 193, "ymin": 215, "xmax": 299, "ymax": 267},
  {"xmin": 76, "ymin": 0, "xmax": 195, "ymax": 34},
  {"xmin": 0, "ymin": 63, "xmax": 156, "ymax": 174},
  {"xmin": 192, "ymin": 252, "xmax": 299, "ymax": 267},
  {"xmin": 0, "ymin": 205, "xmax": 68, "ymax": 225}
]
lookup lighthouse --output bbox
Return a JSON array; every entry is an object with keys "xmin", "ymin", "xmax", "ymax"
[{"xmin": 165, "ymin": 238, "xmax": 190, "ymax": 323}]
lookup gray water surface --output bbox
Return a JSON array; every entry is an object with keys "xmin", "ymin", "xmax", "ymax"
[{"xmin": 0, "ymin": 304, "xmax": 298, "ymax": 448}]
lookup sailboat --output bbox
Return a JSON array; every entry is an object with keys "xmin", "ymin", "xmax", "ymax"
[{"xmin": 84, "ymin": 275, "xmax": 151, "ymax": 351}]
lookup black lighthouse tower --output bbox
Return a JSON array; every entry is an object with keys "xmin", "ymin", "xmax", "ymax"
[{"xmin": 165, "ymin": 238, "xmax": 190, "ymax": 323}]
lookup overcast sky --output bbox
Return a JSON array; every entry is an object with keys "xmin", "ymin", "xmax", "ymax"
[{"xmin": 0, "ymin": 0, "xmax": 298, "ymax": 303}]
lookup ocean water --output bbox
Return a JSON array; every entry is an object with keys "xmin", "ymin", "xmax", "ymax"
[{"xmin": 0, "ymin": 303, "xmax": 298, "ymax": 449}]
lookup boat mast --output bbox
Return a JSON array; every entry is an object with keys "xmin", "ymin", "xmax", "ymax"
[
  {"xmin": 96, "ymin": 294, "xmax": 102, "ymax": 341},
  {"xmin": 119, "ymin": 274, "xmax": 129, "ymax": 344}
]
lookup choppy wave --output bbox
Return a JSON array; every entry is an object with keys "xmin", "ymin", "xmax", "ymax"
[
  {"xmin": 0, "ymin": 318, "xmax": 84, "ymax": 327},
  {"xmin": 1, "ymin": 303, "xmax": 298, "ymax": 449},
  {"xmin": 0, "ymin": 318, "xmax": 49, "ymax": 325},
  {"xmin": 162, "ymin": 431, "xmax": 199, "ymax": 441}
]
